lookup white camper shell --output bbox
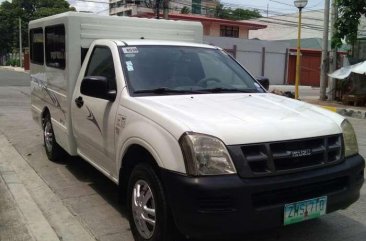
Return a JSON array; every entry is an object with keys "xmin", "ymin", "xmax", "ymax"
[{"xmin": 29, "ymin": 12, "xmax": 203, "ymax": 155}]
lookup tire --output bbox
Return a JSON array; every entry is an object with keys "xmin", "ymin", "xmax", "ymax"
[
  {"xmin": 43, "ymin": 115, "xmax": 63, "ymax": 162},
  {"xmin": 127, "ymin": 163, "xmax": 175, "ymax": 241}
]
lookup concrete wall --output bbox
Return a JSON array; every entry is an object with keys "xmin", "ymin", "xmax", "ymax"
[{"xmin": 204, "ymin": 36, "xmax": 290, "ymax": 85}]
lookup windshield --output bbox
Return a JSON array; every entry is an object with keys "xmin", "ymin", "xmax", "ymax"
[{"xmin": 120, "ymin": 46, "xmax": 262, "ymax": 95}]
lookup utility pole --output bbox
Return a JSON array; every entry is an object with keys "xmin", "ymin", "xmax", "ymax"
[
  {"xmin": 328, "ymin": 0, "xmax": 338, "ymax": 101},
  {"xmin": 163, "ymin": 0, "xmax": 169, "ymax": 19},
  {"xmin": 319, "ymin": 0, "xmax": 330, "ymax": 100},
  {"xmin": 19, "ymin": 17, "xmax": 23, "ymax": 68},
  {"xmin": 156, "ymin": 0, "xmax": 160, "ymax": 19}
]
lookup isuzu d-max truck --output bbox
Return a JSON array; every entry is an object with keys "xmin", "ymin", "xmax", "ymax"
[{"xmin": 30, "ymin": 12, "xmax": 364, "ymax": 241}]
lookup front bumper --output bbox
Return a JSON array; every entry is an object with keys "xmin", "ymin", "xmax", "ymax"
[{"xmin": 160, "ymin": 154, "xmax": 365, "ymax": 239}]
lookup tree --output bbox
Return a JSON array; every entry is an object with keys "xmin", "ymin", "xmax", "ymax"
[
  {"xmin": 332, "ymin": 0, "xmax": 366, "ymax": 48},
  {"xmin": 181, "ymin": 6, "xmax": 191, "ymax": 14},
  {"xmin": 214, "ymin": 3, "xmax": 261, "ymax": 21},
  {"xmin": 0, "ymin": 0, "xmax": 74, "ymax": 55}
]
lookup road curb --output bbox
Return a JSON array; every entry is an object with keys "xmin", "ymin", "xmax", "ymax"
[
  {"xmin": 0, "ymin": 66, "xmax": 28, "ymax": 73},
  {"xmin": 336, "ymin": 108, "xmax": 366, "ymax": 119},
  {"xmin": 319, "ymin": 105, "xmax": 366, "ymax": 119},
  {"xmin": 0, "ymin": 136, "xmax": 59, "ymax": 241},
  {"xmin": 0, "ymin": 134, "xmax": 96, "ymax": 241}
]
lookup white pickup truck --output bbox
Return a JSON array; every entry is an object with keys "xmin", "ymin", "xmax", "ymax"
[{"xmin": 30, "ymin": 12, "xmax": 364, "ymax": 241}]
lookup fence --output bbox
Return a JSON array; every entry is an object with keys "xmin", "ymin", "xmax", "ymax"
[{"xmin": 203, "ymin": 36, "xmax": 290, "ymax": 85}]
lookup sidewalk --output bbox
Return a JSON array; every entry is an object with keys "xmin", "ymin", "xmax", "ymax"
[
  {"xmin": 302, "ymin": 97, "xmax": 366, "ymax": 119},
  {"xmin": 0, "ymin": 66, "xmax": 28, "ymax": 73},
  {"xmin": 0, "ymin": 134, "xmax": 96, "ymax": 241},
  {"xmin": 270, "ymin": 85, "xmax": 366, "ymax": 119}
]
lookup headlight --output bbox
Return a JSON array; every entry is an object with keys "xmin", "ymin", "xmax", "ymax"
[
  {"xmin": 179, "ymin": 132, "xmax": 236, "ymax": 176},
  {"xmin": 341, "ymin": 120, "xmax": 358, "ymax": 157}
]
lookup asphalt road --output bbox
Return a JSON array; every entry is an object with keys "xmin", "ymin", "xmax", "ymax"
[
  {"xmin": 0, "ymin": 69, "xmax": 365, "ymax": 241},
  {"xmin": 0, "ymin": 69, "xmax": 30, "ymax": 86}
]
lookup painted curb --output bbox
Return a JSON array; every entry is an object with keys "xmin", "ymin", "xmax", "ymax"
[{"xmin": 321, "ymin": 105, "xmax": 366, "ymax": 119}]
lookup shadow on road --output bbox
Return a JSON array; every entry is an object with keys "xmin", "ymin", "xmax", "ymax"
[
  {"xmin": 56, "ymin": 152, "xmax": 366, "ymax": 241},
  {"xmin": 62, "ymin": 155, "xmax": 127, "ymax": 215}
]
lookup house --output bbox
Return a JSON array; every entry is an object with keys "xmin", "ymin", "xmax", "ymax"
[
  {"xmin": 109, "ymin": 0, "xmax": 266, "ymax": 39},
  {"xmin": 135, "ymin": 13, "xmax": 266, "ymax": 39}
]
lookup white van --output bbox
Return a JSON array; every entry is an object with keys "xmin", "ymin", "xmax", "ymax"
[{"xmin": 30, "ymin": 12, "xmax": 364, "ymax": 241}]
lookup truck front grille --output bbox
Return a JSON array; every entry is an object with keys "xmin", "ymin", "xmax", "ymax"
[{"xmin": 228, "ymin": 134, "xmax": 343, "ymax": 178}]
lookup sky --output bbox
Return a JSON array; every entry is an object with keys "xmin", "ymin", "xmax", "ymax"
[{"xmin": 0, "ymin": 0, "xmax": 324, "ymax": 16}]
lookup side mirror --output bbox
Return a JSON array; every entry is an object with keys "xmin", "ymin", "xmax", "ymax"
[
  {"xmin": 256, "ymin": 76, "xmax": 269, "ymax": 91},
  {"xmin": 81, "ymin": 76, "xmax": 116, "ymax": 101}
]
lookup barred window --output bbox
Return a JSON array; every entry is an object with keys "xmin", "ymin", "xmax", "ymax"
[
  {"xmin": 45, "ymin": 25, "xmax": 65, "ymax": 69},
  {"xmin": 220, "ymin": 25, "xmax": 239, "ymax": 38},
  {"xmin": 30, "ymin": 28, "xmax": 44, "ymax": 65}
]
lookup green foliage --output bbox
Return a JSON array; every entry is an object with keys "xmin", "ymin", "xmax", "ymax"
[
  {"xmin": 0, "ymin": 0, "xmax": 75, "ymax": 55},
  {"xmin": 6, "ymin": 58, "xmax": 21, "ymax": 67},
  {"xmin": 180, "ymin": 6, "xmax": 191, "ymax": 14},
  {"xmin": 214, "ymin": 3, "xmax": 261, "ymax": 20},
  {"xmin": 332, "ymin": 0, "xmax": 366, "ymax": 48}
]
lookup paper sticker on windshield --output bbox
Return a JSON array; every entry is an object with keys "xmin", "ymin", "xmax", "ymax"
[
  {"xmin": 126, "ymin": 61, "xmax": 134, "ymax": 71},
  {"xmin": 122, "ymin": 47, "xmax": 139, "ymax": 54}
]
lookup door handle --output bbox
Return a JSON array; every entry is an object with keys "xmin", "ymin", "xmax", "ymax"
[{"xmin": 75, "ymin": 96, "xmax": 84, "ymax": 108}]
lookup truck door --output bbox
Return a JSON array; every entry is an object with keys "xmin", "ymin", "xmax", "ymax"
[{"xmin": 71, "ymin": 45, "xmax": 120, "ymax": 176}]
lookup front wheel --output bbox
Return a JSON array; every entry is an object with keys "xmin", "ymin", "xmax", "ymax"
[{"xmin": 127, "ymin": 164, "xmax": 175, "ymax": 241}]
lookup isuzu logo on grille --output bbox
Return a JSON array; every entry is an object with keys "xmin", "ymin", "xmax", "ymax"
[{"xmin": 291, "ymin": 149, "xmax": 312, "ymax": 158}]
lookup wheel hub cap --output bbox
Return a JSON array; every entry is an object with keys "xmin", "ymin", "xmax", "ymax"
[
  {"xmin": 132, "ymin": 180, "xmax": 156, "ymax": 239},
  {"xmin": 44, "ymin": 122, "xmax": 53, "ymax": 152}
]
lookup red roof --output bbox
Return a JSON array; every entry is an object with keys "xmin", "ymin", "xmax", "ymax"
[{"xmin": 136, "ymin": 13, "xmax": 267, "ymax": 30}]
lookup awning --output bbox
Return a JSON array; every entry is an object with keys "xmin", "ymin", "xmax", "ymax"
[
  {"xmin": 351, "ymin": 61, "xmax": 366, "ymax": 74},
  {"xmin": 328, "ymin": 61, "xmax": 366, "ymax": 79}
]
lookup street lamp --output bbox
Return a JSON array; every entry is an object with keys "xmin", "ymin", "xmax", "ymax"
[{"xmin": 294, "ymin": 0, "xmax": 308, "ymax": 99}]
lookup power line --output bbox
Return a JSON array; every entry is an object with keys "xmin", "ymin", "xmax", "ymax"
[
  {"xmin": 76, "ymin": 0, "xmax": 108, "ymax": 4},
  {"xmin": 269, "ymin": 0, "xmax": 294, "ymax": 7},
  {"xmin": 104, "ymin": 0, "xmax": 328, "ymax": 32}
]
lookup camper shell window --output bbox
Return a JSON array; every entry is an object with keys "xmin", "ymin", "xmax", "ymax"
[
  {"xmin": 45, "ymin": 24, "xmax": 65, "ymax": 69},
  {"xmin": 30, "ymin": 28, "xmax": 44, "ymax": 65}
]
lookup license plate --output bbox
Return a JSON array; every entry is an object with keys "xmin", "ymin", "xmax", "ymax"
[{"xmin": 284, "ymin": 196, "xmax": 327, "ymax": 225}]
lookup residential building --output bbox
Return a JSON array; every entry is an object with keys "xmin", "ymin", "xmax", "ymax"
[
  {"xmin": 109, "ymin": 0, "xmax": 150, "ymax": 16},
  {"xmin": 110, "ymin": 0, "xmax": 218, "ymax": 17}
]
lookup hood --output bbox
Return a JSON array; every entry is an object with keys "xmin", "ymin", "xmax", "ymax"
[{"xmin": 132, "ymin": 93, "xmax": 344, "ymax": 145}]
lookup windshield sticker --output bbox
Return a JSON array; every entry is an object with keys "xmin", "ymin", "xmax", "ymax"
[
  {"xmin": 125, "ymin": 54, "xmax": 135, "ymax": 58},
  {"xmin": 122, "ymin": 47, "xmax": 139, "ymax": 54},
  {"xmin": 126, "ymin": 61, "xmax": 134, "ymax": 71}
]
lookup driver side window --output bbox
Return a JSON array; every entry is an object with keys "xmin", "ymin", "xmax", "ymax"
[{"xmin": 85, "ymin": 46, "xmax": 116, "ymax": 91}]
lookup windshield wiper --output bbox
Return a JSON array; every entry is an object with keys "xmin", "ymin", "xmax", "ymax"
[
  {"xmin": 197, "ymin": 88, "xmax": 257, "ymax": 93},
  {"xmin": 134, "ymin": 87, "xmax": 203, "ymax": 95}
]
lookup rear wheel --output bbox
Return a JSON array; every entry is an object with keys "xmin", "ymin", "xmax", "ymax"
[
  {"xmin": 43, "ymin": 115, "xmax": 62, "ymax": 161},
  {"xmin": 127, "ymin": 163, "xmax": 175, "ymax": 241}
]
